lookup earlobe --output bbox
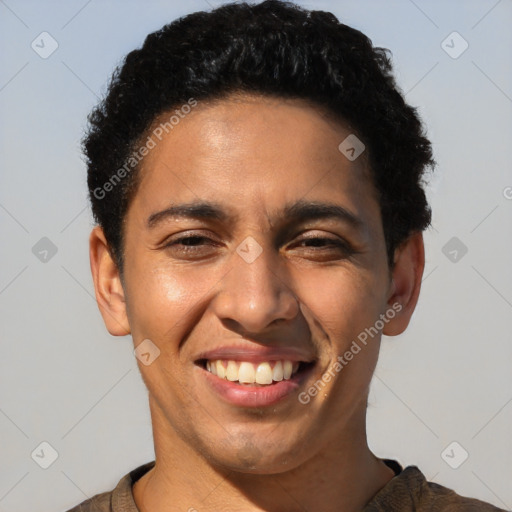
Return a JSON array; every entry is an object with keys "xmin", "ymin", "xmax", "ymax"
[
  {"xmin": 89, "ymin": 226, "xmax": 131, "ymax": 336},
  {"xmin": 382, "ymin": 232, "xmax": 425, "ymax": 337}
]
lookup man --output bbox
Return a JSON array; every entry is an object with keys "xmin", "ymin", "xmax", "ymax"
[{"xmin": 68, "ymin": 1, "xmax": 506, "ymax": 510}]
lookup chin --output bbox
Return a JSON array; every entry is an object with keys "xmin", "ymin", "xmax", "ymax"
[{"xmin": 205, "ymin": 435, "xmax": 309, "ymax": 475}]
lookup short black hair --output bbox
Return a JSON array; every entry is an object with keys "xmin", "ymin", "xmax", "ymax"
[{"xmin": 84, "ymin": 0, "xmax": 435, "ymax": 274}]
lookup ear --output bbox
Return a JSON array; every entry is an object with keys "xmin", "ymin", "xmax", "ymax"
[
  {"xmin": 382, "ymin": 231, "xmax": 425, "ymax": 336},
  {"xmin": 89, "ymin": 226, "xmax": 130, "ymax": 336}
]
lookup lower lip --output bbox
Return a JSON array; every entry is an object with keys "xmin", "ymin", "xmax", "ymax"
[{"xmin": 200, "ymin": 365, "xmax": 312, "ymax": 408}]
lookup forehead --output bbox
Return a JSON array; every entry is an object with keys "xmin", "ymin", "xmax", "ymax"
[
  {"xmin": 130, "ymin": 94, "xmax": 379, "ymax": 227},
  {"xmin": 146, "ymin": 94, "xmax": 365, "ymax": 169}
]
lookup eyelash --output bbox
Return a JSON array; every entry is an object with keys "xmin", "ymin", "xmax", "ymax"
[{"xmin": 163, "ymin": 233, "xmax": 354, "ymax": 256}]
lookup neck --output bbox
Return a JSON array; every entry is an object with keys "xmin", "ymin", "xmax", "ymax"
[{"xmin": 133, "ymin": 399, "xmax": 395, "ymax": 512}]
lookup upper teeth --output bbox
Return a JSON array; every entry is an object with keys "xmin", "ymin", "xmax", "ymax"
[{"xmin": 206, "ymin": 360, "xmax": 299, "ymax": 385}]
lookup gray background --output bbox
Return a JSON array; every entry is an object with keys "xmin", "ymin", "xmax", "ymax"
[{"xmin": 1, "ymin": 0, "xmax": 511, "ymax": 511}]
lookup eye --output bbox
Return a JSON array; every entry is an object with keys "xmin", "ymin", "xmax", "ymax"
[
  {"xmin": 298, "ymin": 237, "xmax": 339, "ymax": 247},
  {"xmin": 163, "ymin": 233, "xmax": 219, "ymax": 257},
  {"xmin": 297, "ymin": 237, "xmax": 349, "ymax": 249},
  {"xmin": 173, "ymin": 235, "xmax": 210, "ymax": 246},
  {"xmin": 290, "ymin": 233, "xmax": 355, "ymax": 258},
  {"xmin": 161, "ymin": 231, "xmax": 355, "ymax": 261}
]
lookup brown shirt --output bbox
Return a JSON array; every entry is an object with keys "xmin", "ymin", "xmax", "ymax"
[{"xmin": 66, "ymin": 459, "xmax": 507, "ymax": 511}]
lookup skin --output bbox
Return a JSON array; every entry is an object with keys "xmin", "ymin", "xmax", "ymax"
[{"xmin": 90, "ymin": 94, "xmax": 425, "ymax": 512}]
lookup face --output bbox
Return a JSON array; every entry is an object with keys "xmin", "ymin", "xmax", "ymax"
[{"xmin": 91, "ymin": 94, "xmax": 423, "ymax": 474}]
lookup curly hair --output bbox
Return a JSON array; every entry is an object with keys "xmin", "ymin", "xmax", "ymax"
[{"xmin": 84, "ymin": 0, "xmax": 435, "ymax": 273}]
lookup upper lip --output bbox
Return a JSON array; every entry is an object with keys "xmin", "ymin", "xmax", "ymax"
[{"xmin": 195, "ymin": 343, "xmax": 316, "ymax": 364}]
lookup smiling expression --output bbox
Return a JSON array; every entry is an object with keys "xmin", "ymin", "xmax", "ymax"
[{"xmin": 94, "ymin": 93, "xmax": 412, "ymax": 473}]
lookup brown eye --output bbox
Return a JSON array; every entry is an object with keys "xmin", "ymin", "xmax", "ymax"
[
  {"xmin": 290, "ymin": 234, "xmax": 356, "ymax": 261},
  {"xmin": 297, "ymin": 236, "xmax": 352, "ymax": 251},
  {"xmin": 163, "ymin": 233, "xmax": 220, "ymax": 258},
  {"xmin": 173, "ymin": 236, "xmax": 210, "ymax": 247}
]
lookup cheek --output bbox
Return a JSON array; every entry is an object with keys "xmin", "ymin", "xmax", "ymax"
[
  {"xmin": 297, "ymin": 266, "xmax": 386, "ymax": 348},
  {"xmin": 125, "ymin": 263, "xmax": 208, "ymax": 347},
  {"xmin": 295, "ymin": 271, "xmax": 385, "ymax": 420}
]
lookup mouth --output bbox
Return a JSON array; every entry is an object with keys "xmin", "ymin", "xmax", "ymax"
[
  {"xmin": 200, "ymin": 359, "xmax": 313, "ymax": 386},
  {"xmin": 195, "ymin": 356, "xmax": 316, "ymax": 408}
]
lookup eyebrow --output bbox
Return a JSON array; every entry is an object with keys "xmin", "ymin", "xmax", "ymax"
[
  {"xmin": 146, "ymin": 199, "xmax": 363, "ymax": 230},
  {"xmin": 147, "ymin": 201, "xmax": 232, "ymax": 228}
]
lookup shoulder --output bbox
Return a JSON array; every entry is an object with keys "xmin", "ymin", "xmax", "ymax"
[
  {"xmin": 66, "ymin": 491, "xmax": 112, "ymax": 512},
  {"xmin": 365, "ymin": 465, "xmax": 507, "ymax": 511},
  {"xmin": 64, "ymin": 461, "xmax": 156, "ymax": 512}
]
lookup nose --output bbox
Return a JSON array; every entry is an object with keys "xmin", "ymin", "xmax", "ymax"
[{"xmin": 210, "ymin": 238, "xmax": 299, "ymax": 334}]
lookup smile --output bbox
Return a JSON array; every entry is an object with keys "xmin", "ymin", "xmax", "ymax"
[
  {"xmin": 205, "ymin": 359, "xmax": 300, "ymax": 385},
  {"xmin": 198, "ymin": 356, "xmax": 316, "ymax": 408}
]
